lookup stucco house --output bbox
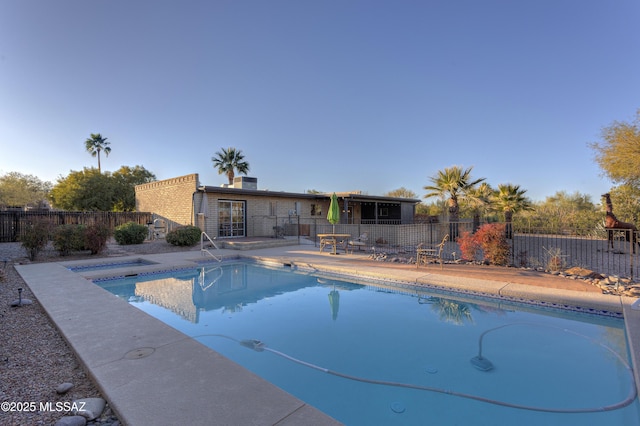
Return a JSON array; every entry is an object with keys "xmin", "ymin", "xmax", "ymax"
[{"xmin": 135, "ymin": 174, "xmax": 420, "ymax": 240}]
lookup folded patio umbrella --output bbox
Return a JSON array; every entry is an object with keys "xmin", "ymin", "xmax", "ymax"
[{"xmin": 327, "ymin": 192, "xmax": 340, "ymax": 233}]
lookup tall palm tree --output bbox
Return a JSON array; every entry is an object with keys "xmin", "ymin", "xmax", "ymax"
[
  {"xmin": 211, "ymin": 147, "xmax": 250, "ymax": 185},
  {"xmin": 423, "ymin": 166, "xmax": 485, "ymax": 237},
  {"xmin": 464, "ymin": 182, "xmax": 493, "ymax": 232},
  {"xmin": 492, "ymin": 183, "xmax": 534, "ymax": 238},
  {"xmin": 84, "ymin": 133, "xmax": 111, "ymax": 173}
]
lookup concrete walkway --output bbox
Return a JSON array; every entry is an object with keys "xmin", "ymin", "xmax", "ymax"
[{"xmin": 15, "ymin": 244, "xmax": 640, "ymax": 425}]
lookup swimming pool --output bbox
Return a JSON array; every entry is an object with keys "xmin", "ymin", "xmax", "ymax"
[{"xmin": 96, "ymin": 261, "xmax": 640, "ymax": 425}]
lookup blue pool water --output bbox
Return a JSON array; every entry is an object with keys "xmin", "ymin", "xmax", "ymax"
[{"xmin": 96, "ymin": 262, "xmax": 640, "ymax": 425}]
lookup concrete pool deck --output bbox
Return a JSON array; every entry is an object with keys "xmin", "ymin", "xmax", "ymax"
[{"xmin": 15, "ymin": 244, "xmax": 640, "ymax": 425}]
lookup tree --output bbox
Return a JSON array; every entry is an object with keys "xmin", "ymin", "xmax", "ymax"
[
  {"xmin": 491, "ymin": 183, "xmax": 533, "ymax": 238},
  {"xmin": 423, "ymin": 166, "xmax": 486, "ymax": 236},
  {"xmin": 0, "ymin": 172, "xmax": 52, "ymax": 208},
  {"xmin": 49, "ymin": 165, "xmax": 155, "ymax": 211},
  {"xmin": 463, "ymin": 182, "xmax": 493, "ymax": 231},
  {"xmin": 515, "ymin": 191, "xmax": 601, "ymax": 233},
  {"xmin": 85, "ymin": 133, "xmax": 111, "ymax": 173},
  {"xmin": 50, "ymin": 168, "xmax": 114, "ymax": 211},
  {"xmin": 589, "ymin": 109, "xmax": 640, "ymax": 186},
  {"xmin": 111, "ymin": 166, "xmax": 157, "ymax": 211},
  {"xmin": 211, "ymin": 147, "xmax": 250, "ymax": 185},
  {"xmin": 384, "ymin": 187, "xmax": 417, "ymax": 199}
]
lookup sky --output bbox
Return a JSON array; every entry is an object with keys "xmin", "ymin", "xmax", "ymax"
[{"xmin": 1, "ymin": 1, "xmax": 639, "ymax": 203}]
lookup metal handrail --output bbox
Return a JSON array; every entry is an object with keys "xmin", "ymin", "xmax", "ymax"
[{"xmin": 201, "ymin": 232, "xmax": 222, "ymax": 262}]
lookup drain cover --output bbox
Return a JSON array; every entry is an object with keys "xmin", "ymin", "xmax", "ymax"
[
  {"xmin": 390, "ymin": 402, "xmax": 405, "ymax": 414},
  {"xmin": 125, "ymin": 347, "xmax": 155, "ymax": 359}
]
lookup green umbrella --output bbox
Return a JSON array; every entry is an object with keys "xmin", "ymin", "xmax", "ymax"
[{"xmin": 327, "ymin": 192, "xmax": 340, "ymax": 233}]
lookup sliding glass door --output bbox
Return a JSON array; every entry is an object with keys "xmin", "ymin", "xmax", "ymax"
[{"xmin": 218, "ymin": 200, "xmax": 245, "ymax": 238}]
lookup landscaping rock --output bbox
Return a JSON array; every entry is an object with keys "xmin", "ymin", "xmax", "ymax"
[
  {"xmin": 74, "ymin": 397, "xmax": 106, "ymax": 421},
  {"xmin": 56, "ymin": 382, "xmax": 74, "ymax": 394},
  {"xmin": 55, "ymin": 416, "xmax": 87, "ymax": 426},
  {"xmin": 10, "ymin": 297, "xmax": 33, "ymax": 306}
]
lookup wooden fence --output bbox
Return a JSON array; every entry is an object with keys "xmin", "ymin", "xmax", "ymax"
[{"xmin": 0, "ymin": 211, "xmax": 153, "ymax": 242}]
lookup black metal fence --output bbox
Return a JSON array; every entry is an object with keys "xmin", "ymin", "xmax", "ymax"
[
  {"xmin": 0, "ymin": 211, "xmax": 153, "ymax": 242},
  {"xmin": 250, "ymin": 216, "xmax": 640, "ymax": 280}
]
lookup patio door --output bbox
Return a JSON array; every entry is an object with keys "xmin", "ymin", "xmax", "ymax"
[{"xmin": 218, "ymin": 200, "xmax": 245, "ymax": 238}]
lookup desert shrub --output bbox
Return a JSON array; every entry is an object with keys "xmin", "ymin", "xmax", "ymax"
[
  {"xmin": 20, "ymin": 219, "xmax": 51, "ymax": 261},
  {"xmin": 113, "ymin": 222, "xmax": 148, "ymax": 245},
  {"xmin": 542, "ymin": 246, "xmax": 566, "ymax": 272},
  {"xmin": 456, "ymin": 230, "xmax": 481, "ymax": 261},
  {"xmin": 166, "ymin": 225, "xmax": 202, "ymax": 246},
  {"xmin": 474, "ymin": 223, "xmax": 511, "ymax": 266},
  {"xmin": 52, "ymin": 224, "xmax": 87, "ymax": 256},
  {"xmin": 84, "ymin": 223, "xmax": 111, "ymax": 254}
]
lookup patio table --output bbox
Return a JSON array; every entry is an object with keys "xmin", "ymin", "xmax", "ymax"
[{"xmin": 318, "ymin": 233, "xmax": 351, "ymax": 255}]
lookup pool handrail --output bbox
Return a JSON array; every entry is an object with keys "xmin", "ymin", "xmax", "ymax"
[{"xmin": 201, "ymin": 232, "xmax": 222, "ymax": 262}]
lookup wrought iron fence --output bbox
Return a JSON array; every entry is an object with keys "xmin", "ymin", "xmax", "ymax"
[{"xmin": 248, "ymin": 216, "xmax": 640, "ymax": 280}]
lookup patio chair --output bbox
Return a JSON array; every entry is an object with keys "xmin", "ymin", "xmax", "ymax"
[
  {"xmin": 347, "ymin": 232, "xmax": 369, "ymax": 253},
  {"xmin": 416, "ymin": 234, "xmax": 449, "ymax": 269}
]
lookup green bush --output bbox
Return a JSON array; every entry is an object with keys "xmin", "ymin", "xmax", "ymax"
[
  {"xmin": 53, "ymin": 224, "xmax": 87, "ymax": 256},
  {"xmin": 84, "ymin": 223, "xmax": 111, "ymax": 254},
  {"xmin": 166, "ymin": 225, "xmax": 202, "ymax": 246},
  {"xmin": 113, "ymin": 222, "xmax": 148, "ymax": 245},
  {"xmin": 20, "ymin": 219, "xmax": 51, "ymax": 261}
]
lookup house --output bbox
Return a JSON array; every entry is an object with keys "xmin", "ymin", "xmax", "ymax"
[{"xmin": 135, "ymin": 174, "xmax": 420, "ymax": 239}]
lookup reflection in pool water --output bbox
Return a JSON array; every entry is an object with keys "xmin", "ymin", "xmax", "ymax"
[{"xmin": 96, "ymin": 262, "xmax": 639, "ymax": 425}]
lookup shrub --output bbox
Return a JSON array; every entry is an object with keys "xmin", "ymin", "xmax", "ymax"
[
  {"xmin": 456, "ymin": 230, "xmax": 481, "ymax": 261},
  {"xmin": 20, "ymin": 219, "xmax": 51, "ymax": 261},
  {"xmin": 84, "ymin": 223, "xmax": 111, "ymax": 255},
  {"xmin": 166, "ymin": 226, "xmax": 202, "ymax": 246},
  {"xmin": 113, "ymin": 222, "xmax": 149, "ymax": 245},
  {"xmin": 52, "ymin": 224, "xmax": 87, "ymax": 256},
  {"xmin": 474, "ymin": 223, "xmax": 511, "ymax": 266},
  {"xmin": 543, "ymin": 246, "xmax": 566, "ymax": 272}
]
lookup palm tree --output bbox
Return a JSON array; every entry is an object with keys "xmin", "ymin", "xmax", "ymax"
[
  {"xmin": 492, "ymin": 183, "xmax": 534, "ymax": 238},
  {"xmin": 211, "ymin": 147, "xmax": 250, "ymax": 185},
  {"xmin": 423, "ymin": 166, "xmax": 485, "ymax": 237},
  {"xmin": 85, "ymin": 133, "xmax": 111, "ymax": 173},
  {"xmin": 464, "ymin": 182, "xmax": 493, "ymax": 232}
]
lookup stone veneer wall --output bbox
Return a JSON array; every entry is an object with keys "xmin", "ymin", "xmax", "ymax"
[{"xmin": 135, "ymin": 174, "xmax": 199, "ymax": 231}]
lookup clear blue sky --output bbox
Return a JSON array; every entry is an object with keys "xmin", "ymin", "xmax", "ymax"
[{"xmin": 1, "ymin": 0, "xmax": 638, "ymax": 203}]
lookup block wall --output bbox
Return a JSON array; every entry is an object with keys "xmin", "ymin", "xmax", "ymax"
[{"xmin": 135, "ymin": 174, "xmax": 199, "ymax": 231}]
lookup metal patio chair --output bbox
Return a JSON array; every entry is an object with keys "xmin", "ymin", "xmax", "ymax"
[{"xmin": 416, "ymin": 234, "xmax": 449, "ymax": 269}]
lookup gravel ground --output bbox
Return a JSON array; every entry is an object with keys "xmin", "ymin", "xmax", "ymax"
[{"xmin": 0, "ymin": 240, "xmax": 193, "ymax": 426}]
